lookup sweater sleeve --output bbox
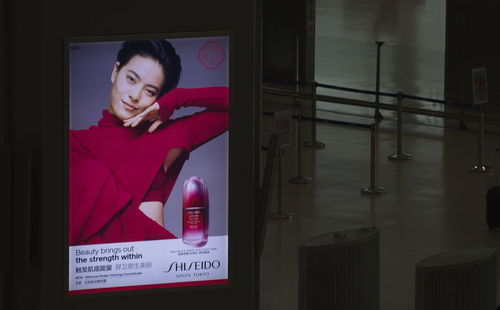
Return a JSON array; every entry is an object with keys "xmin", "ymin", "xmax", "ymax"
[
  {"xmin": 156, "ymin": 87, "xmax": 229, "ymax": 122},
  {"xmin": 139, "ymin": 88, "xmax": 228, "ymax": 206},
  {"xmin": 182, "ymin": 108, "xmax": 229, "ymax": 152}
]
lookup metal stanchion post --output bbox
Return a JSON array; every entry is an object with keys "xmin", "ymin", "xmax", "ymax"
[
  {"xmin": 374, "ymin": 41, "xmax": 385, "ymax": 120},
  {"xmin": 361, "ymin": 124, "xmax": 385, "ymax": 195},
  {"xmin": 304, "ymin": 80, "xmax": 326, "ymax": 149},
  {"xmin": 289, "ymin": 31, "xmax": 312, "ymax": 184},
  {"xmin": 271, "ymin": 148, "xmax": 294, "ymax": 219},
  {"xmin": 388, "ymin": 92, "xmax": 412, "ymax": 161},
  {"xmin": 469, "ymin": 103, "xmax": 491, "ymax": 173},
  {"xmin": 289, "ymin": 112, "xmax": 313, "ymax": 184}
]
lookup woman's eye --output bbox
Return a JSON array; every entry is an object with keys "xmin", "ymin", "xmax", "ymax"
[
  {"xmin": 145, "ymin": 89, "xmax": 156, "ymax": 96},
  {"xmin": 127, "ymin": 75, "xmax": 135, "ymax": 83}
]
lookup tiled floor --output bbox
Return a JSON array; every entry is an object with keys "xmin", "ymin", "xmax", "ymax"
[
  {"xmin": 260, "ymin": 1, "xmax": 500, "ymax": 309},
  {"xmin": 260, "ymin": 115, "xmax": 500, "ymax": 310}
]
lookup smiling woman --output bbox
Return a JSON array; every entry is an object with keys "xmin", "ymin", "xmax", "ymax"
[
  {"xmin": 69, "ymin": 39, "xmax": 229, "ymax": 246},
  {"xmin": 108, "ymin": 55, "xmax": 165, "ymax": 119}
]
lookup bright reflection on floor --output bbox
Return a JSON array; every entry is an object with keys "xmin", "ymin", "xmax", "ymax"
[{"xmin": 315, "ymin": 0, "xmax": 446, "ymax": 127}]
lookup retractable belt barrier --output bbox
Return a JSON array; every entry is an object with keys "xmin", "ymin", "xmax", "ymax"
[
  {"xmin": 264, "ymin": 79, "xmax": 477, "ymax": 109},
  {"xmin": 263, "ymin": 32, "xmax": 489, "ymax": 175},
  {"xmin": 262, "ymin": 111, "xmax": 384, "ymax": 195},
  {"xmin": 264, "ymin": 78, "xmax": 486, "ymax": 172}
]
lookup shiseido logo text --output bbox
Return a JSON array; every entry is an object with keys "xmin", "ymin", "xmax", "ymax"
[{"xmin": 164, "ymin": 260, "xmax": 221, "ymax": 273}]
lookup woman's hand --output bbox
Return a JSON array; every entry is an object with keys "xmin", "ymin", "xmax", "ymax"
[{"xmin": 122, "ymin": 102, "xmax": 165, "ymax": 133}]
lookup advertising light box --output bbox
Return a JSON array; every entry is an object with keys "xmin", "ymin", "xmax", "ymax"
[{"xmin": 67, "ymin": 35, "xmax": 229, "ymax": 294}]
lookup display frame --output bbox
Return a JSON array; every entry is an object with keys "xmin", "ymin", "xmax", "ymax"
[{"xmin": 62, "ymin": 30, "xmax": 235, "ymax": 299}]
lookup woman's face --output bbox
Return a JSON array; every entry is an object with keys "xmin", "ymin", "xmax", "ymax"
[{"xmin": 109, "ymin": 55, "xmax": 165, "ymax": 120}]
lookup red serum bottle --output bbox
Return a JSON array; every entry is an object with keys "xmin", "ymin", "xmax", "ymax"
[{"xmin": 182, "ymin": 176, "xmax": 209, "ymax": 247}]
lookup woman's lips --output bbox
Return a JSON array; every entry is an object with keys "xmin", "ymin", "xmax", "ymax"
[{"xmin": 122, "ymin": 100, "xmax": 137, "ymax": 111}]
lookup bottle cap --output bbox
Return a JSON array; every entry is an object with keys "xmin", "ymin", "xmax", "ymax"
[{"xmin": 183, "ymin": 176, "xmax": 209, "ymax": 209}]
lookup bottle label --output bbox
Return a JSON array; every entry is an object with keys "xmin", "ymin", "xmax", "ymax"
[
  {"xmin": 183, "ymin": 207, "xmax": 208, "ymax": 246},
  {"xmin": 186, "ymin": 209, "xmax": 203, "ymax": 228}
]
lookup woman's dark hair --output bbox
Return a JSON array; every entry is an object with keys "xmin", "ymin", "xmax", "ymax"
[{"xmin": 116, "ymin": 40, "xmax": 182, "ymax": 97}]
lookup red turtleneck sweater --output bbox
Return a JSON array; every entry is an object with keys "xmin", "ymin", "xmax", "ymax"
[{"xmin": 69, "ymin": 87, "xmax": 229, "ymax": 245}]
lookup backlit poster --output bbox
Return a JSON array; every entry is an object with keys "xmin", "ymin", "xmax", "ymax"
[{"xmin": 67, "ymin": 36, "xmax": 229, "ymax": 294}]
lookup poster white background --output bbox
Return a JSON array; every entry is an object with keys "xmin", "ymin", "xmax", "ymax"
[{"xmin": 69, "ymin": 236, "xmax": 228, "ymax": 291}]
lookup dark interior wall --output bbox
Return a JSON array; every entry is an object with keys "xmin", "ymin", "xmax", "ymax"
[
  {"xmin": 444, "ymin": 0, "xmax": 500, "ymax": 129},
  {"xmin": 263, "ymin": 0, "xmax": 299, "ymax": 82},
  {"xmin": 0, "ymin": 0, "xmax": 12, "ymax": 302},
  {"xmin": 0, "ymin": 0, "xmax": 10, "ymax": 146},
  {"xmin": 2, "ymin": 0, "xmax": 261, "ymax": 309},
  {"xmin": 445, "ymin": 0, "xmax": 500, "ymax": 104},
  {"xmin": 263, "ymin": 0, "xmax": 315, "ymax": 88}
]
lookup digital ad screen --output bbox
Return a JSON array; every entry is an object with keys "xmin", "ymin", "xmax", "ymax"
[{"xmin": 68, "ymin": 36, "xmax": 229, "ymax": 294}]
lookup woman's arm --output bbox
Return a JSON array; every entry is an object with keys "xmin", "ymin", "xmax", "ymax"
[
  {"xmin": 138, "ymin": 201, "xmax": 164, "ymax": 227},
  {"xmin": 156, "ymin": 87, "xmax": 229, "ymax": 153},
  {"xmin": 122, "ymin": 87, "xmax": 229, "ymax": 133},
  {"xmin": 156, "ymin": 87, "xmax": 229, "ymax": 122},
  {"xmin": 139, "ymin": 88, "xmax": 228, "ymax": 222}
]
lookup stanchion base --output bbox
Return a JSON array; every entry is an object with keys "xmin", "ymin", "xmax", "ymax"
[
  {"xmin": 388, "ymin": 153, "xmax": 412, "ymax": 161},
  {"xmin": 361, "ymin": 187, "xmax": 385, "ymax": 195},
  {"xmin": 469, "ymin": 165, "xmax": 492, "ymax": 173},
  {"xmin": 270, "ymin": 212, "xmax": 294, "ymax": 220},
  {"xmin": 289, "ymin": 176, "xmax": 313, "ymax": 184},
  {"xmin": 304, "ymin": 141, "xmax": 326, "ymax": 149}
]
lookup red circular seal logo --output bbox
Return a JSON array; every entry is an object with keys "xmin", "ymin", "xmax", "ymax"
[{"xmin": 198, "ymin": 41, "xmax": 226, "ymax": 70}]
